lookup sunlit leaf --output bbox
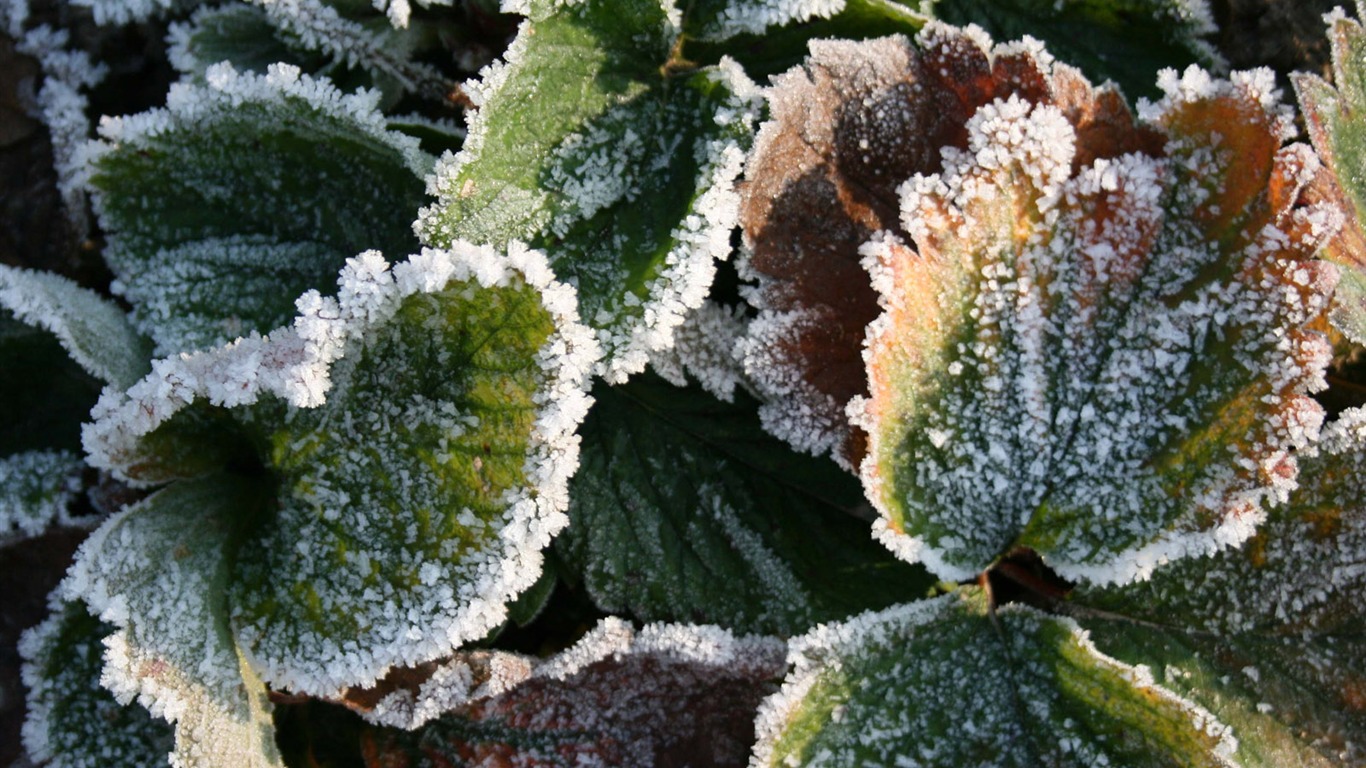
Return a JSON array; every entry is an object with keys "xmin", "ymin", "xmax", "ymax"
[
  {"xmin": 414, "ymin": 0, "xmax": 757, "ymax": 381},
  {"xmin": 1067, "ymin": 407, "xmax": 1366, "ymax": 765},
  {"xmin": 87, "ymin": 61, "xmax": 432, "ymax": 354},
  {"xmin": 752, "ymin": 589, "xmax": 1239, "ymax": 767},
  {"xmin": 365, "ymin": 619, "xmax": 784, "ymax": 767},
  {"xmin": 737, "ymin": 26, "xmax": 1163, "ymax": 467},
  {"xmin": 847, "ymin": 41, "xmax": 1335, "ymax": 584},
  {"xmin": 62, "ymin": 474, "xmax": 284, "ymax": 768},
  {"xmin": 557, "ymin": 371, "xmax": 935, "ymax": 636},
  {"xmin": 1293, "ymin": 2, "xmax": 1366, "ymax": 346},
  {"xmin": 20, "ymin": 599, "xmax": 174, "ymax": 768}
]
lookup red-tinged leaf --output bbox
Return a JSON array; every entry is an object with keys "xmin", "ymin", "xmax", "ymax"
[
  {"xmin": 848, "ymin": 55, "xmax": 1337, "ymax": 584},
  {"xmin": 363, "ymin": 620, "xmax": 784, "ymax": 768},
  {"xmin": 737, "ymin": 24, "xmax": 1159, "ymax": 468},
  {"xmin": 1293, "ymin": 3, "xmax": 1366, "ymax": 344}
]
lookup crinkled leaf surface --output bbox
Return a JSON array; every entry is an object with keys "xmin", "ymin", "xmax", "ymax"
[
  {"xmin": 1069, "ymin": 407, "xmax": 1366, "ymax": 766},
  {"xmin": 365, "ymin": 619, "xmax": 785, "ymax": 768},
  {"xmin": 19, "ymin": 599, "xmax": 174, "ymax": 768},
  {"xmin": 856, "ymin": 60, "xmax": 1336, "ymax": 585},
  {"xmin": 751, "ymin": 589, "xmax": 1238, "ymax": 767},
  {"xmin": 556, "ymin": 372, "xmax": 935, "ymax": 636},
  {"xmin": 1294, "ymin": 2, "xmax": 1366, "ymax": 346},
  {"xmin": 933, "ymin": 0, "xmax": 1220, "ymax": 100},
  {"xmin": 415, "ymin": 0, "xmax": 755, "ymax": 381},
  {"xmin": 62, "ymin": 473, "xmax": 284, "ymax": 768},
  {"xmin": 0, "ymin": 450, "xmax": 86, "ymax": 540},
  {"xmin": 208, "ymin": 247, "xmax": 596, "ymax": 697},
  {"xmin": 738, "ymin": 27, "xmax": 1163, "ymax": 467},
  {"xmin": 88, "ymin": 62, "xmax": 431, "ymax": 354}
]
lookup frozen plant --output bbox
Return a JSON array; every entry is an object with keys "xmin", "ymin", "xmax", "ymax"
[{"xmin": 4, "ymin": 0, "xmax": 1364, "ymax": 766}]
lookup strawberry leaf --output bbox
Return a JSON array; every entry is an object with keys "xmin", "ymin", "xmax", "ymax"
[
  {"xmin": 556, "ymin": 372, "xmax": 935, "ymax": 636},
  {"xmin": 752, "ymin": 590, "xmax": 1239, "ymax": 767},
  {"xmin": 62, "ymin": 473, "xmax": 284, "ymax": 768},
  {"xmin": 853, "ymin": 55, "xmax": 1335, "ymax": 584},
  {"xmin": 20, "ymin": 599, "xmax": 174, "ymax": 768},
  {"xmin": 414, "ymin": 0, "xmax": 756, "ymax": 382},
  {"xmin": 87, "ymin": 62, "xmax": 431, "ymax": 355},
  {"xmin": 1293, "ymin": 2, "xmax": 1366, "ymax": 346}
]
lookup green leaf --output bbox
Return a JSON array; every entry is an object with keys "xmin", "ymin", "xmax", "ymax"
[
  {"xmin": 415, "ymin": 0, "xmax": 757, "ymax": 381},
  {"xmin": 169, "ymin": 4, "xmax": 310, "ymax": 79},
  {"xmin": 19, "ymin": 599, "xmax": 175, "ymax": 768},
  {"xmin": 210, "ymin": 245, "xmax": 597, "ymax": 696},
  {"xmin": 63, "ymin": 473, "xmax": 284, "ymax": 768},
  {"xmin": 853, "ymin": 53, "xmax": 1337, "ymax": 584},
  {"xmin": 0, "ymin": 264, "xmax": 152, "ymax": 389},
  {"xmin": 932, "ymin": 0, "xmax": 1220, "ymax": 100},
  {"xmin": 88, "ymin": 62, "xmax": 432, "ymax": 354},
  {"xmin": 557, "ymin": 372, "xmax": 935, "ymax": 636},
  {"xmin": 1064, "ymin": 407, "xmax": 1366, "ymax": 765},
  {"xmin": 752, "ymin": 590, "xmax": 1239, "ymax": 767},
  {"xmin": 1293, "ymin": 3, "xmax": 1366, "ymax": 346}
]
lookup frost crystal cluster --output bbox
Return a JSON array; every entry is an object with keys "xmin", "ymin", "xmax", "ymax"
[{"xmin": 5, "ymin": 0, "xmax": 1366, "ymax": 766}]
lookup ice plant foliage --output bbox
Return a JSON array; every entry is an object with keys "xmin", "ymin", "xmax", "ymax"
[{"xmin": 7, "ymin": 0, "xmax": 1366, "ymax": 765}]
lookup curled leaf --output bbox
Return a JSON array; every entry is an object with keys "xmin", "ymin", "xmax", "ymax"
[
  {"xmin": 367, "ymin": 619, "xmax": 785, "ymax": 767},
  {"xmin": 414, "ymin": 0, "xmax": 758, "ymax": 382}
]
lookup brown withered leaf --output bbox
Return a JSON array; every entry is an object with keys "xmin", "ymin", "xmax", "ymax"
[
  {"xmin": 736, "ymin": 23, "xmax": 1159, "ymax": 469},
  {"xmin": 362, "ymin": 620, "xmax": 784, "ymax": 768}
]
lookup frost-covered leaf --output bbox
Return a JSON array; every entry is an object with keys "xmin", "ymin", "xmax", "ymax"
[
  {"xmin": 20, "ymin": 598, "xmax": 174, "ymax": 768},
  {"xmin": 0, "ymin": 268, "xmax": 149, "ymax": 539},
  {"xmin": 1062, "ymin": 407, "xmax": 1366, "ymax": 765},
  {"xmin": 87, "ymin": 61, "xmax": 432, "ymax": 354},
  {"xmin": 752, "ymin": 590, "xmax": 1239, "ymax": 767},
  {"xmin": 1293, "ymin": 2, "xmax": 1366, "ymax": 346},
  {"xmin": 0, "ymin": 257, "xmax": 151, "ymax": 390},
  {"xmin": 0, "ymin": 450, "xmax": 87, "ymax": 541},
  {"xmin": 82, "ymin": 244, "xmax": 598, "ymax": 694},
  {"xmin": 168, "ymin": 0, "xmax": 455, "ymax": 106},
  {"xmin": 342, "ymin": 650, "xmax": 535, "ymax": 730},
  {"xmin": 738, "ymin": 27, "xmax": 1163, "ymax": 466},
  {"xmin": 366, "ymin": 619, "xmax": 784, "ymax": 767},
  {"xmin": 933, "ymin": 0, "xmax": 1221, "ymax": 100},
  {"xmin": 556, "ymin": 372, "xmax": 934, "ymax": 636},
  {"xmin": 852, "ymin": 54, "xmax": 1337, "ymax": 584},
  {"xmin": 62, "ymin": 473, "xmax": 284, "ymax": 768},
  {"xmin": 414, "ymin": 0, "xmax": 757, "ymax": 382}
]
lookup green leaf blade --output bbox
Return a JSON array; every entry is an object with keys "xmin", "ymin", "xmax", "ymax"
[
  {"xmin": 753, "ymin": 590, "xmax": 1241, "ymax": 767},
  {"xmin": 88, "ymin": 63, "xmax": 431, "ymax": 354},
  {"xmin": 416, "ymin": 0, "xmax": 756, "ymax": 381},
  {"xmin": 557, "ymin": 372, "xmax": 935, "ymax": 636}
]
